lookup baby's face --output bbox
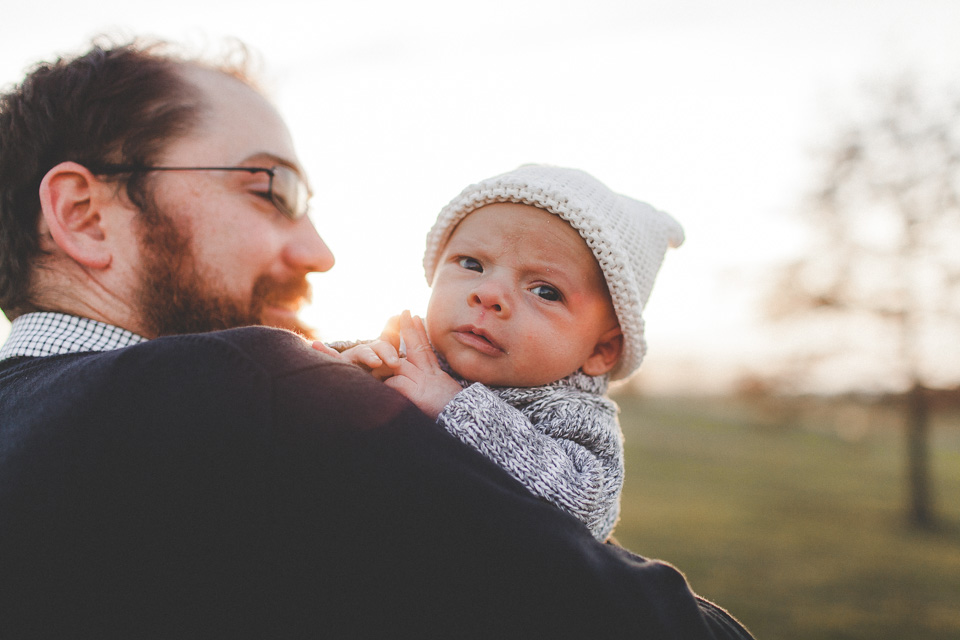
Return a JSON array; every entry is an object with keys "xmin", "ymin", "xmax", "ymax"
[{"xmin": 426, "ymin": 202, "xmax": 621, "ymax": 387}]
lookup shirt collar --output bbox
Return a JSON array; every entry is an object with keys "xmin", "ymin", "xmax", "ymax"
[{"xmin": 0, "ymin": 312, "xmax": 147, "ymax": 361}]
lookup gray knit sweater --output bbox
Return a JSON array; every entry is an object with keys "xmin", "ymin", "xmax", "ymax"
[
  {"xmin": 439, "ymin": 369, "xmax": 624, "ymax": 541},
  {"xmin": 327, "ymin": 340, "xmax": 626, "ymax": 541}
]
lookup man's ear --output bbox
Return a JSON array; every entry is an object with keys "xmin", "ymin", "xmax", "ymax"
[
  {"xmin": 581, "ymin": 326, "xmax": 624, "ymax": 377},
  {"xmin": 38, "ymin": 161, "xmax": 113, "ymax": 269}
]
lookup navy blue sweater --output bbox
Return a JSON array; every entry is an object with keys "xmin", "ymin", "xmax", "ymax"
[{"xmin": 0, "ymin": 326, "xmax": 752, "ymax": 639}]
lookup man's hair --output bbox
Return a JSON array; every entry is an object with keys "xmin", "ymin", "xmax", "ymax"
[{"xmin": 0, "ymin": 39, "xmax": 254, "ymax": 318}]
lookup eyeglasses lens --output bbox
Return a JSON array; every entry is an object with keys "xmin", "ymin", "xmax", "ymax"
[{"xmin": 271, "ymin": 166, "xmax": 309, "ymax": 220}]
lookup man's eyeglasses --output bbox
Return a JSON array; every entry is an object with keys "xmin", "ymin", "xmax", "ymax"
[{"xmin": 89, "ymin": 164, "xmax": 311, "ymax": 221}]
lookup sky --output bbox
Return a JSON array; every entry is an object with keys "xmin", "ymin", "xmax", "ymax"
[{"xmin": 2, "ymin": 0, "xmax": 958, "ymax": 393}]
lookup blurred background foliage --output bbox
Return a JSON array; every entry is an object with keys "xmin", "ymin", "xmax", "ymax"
[
  {"xmin": 611, "ymin": 390, "xmax": 960, "ymax": 640},
  {"xmin": 759, "ymin": 73, "xmax": 960, "ymax": 530},
  {"xmin": 610, "ymin": 75, "xmax": 960, "ymax": 639}
]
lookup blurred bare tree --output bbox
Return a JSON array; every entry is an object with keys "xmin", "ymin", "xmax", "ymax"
[{"xmin": 768, "ymin": 74, "xmax": 960, "ymax": 528}]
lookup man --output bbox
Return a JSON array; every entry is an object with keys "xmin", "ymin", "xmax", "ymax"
[{"xmin": 0, "ymin": 40, "xmax": 753, "ymax": 638}]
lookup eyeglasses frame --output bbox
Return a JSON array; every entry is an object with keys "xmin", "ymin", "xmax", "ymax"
[{"xmin": 87, "ymin": 164, "xmax": 311, "ymax": 221}]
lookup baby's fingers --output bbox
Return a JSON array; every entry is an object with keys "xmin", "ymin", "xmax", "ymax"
[
  {"xmin": 311, "ymin": 341, "xmax": 344, "ymax": 360},
  {"xmin": 353, "ymin": 346, "xmax": 386, "ymax": 369},
  {"xmin": 398, "ymin": 311, "xmax": 438, "ymax": 369},
  {"xmin": 334, "ymin": 344, "xmax": 376, "ymax": 368},
  {"xmin": 379, "ymin": 314, "xmax": 404, "ymax": 348},
  {"xmin": 368, "ymin": 341, "xmax": 402, "ymax": 368}
]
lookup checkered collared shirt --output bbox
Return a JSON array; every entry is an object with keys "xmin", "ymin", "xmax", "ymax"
[{"xmin": 0, "ymin": 312, "xmax": 147, "ymax": 361}]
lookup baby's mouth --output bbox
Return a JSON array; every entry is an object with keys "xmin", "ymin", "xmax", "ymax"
[{"xmin": 453, "ymin": 326, "xmax": 504, "ymax": 355}]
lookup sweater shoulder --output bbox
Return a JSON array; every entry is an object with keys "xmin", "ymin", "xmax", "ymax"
[{"xmin": 132, "ymin": 326, "xmax": 315, "ymax": 376}]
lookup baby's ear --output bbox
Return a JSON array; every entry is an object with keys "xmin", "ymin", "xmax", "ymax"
[{"xmin": 581, "ymin": 327, "xmax": 623, "ymax": 377}]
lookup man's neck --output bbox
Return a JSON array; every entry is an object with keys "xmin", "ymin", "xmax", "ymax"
[
  {"xmin": 29, "ymin": 255, "xmax": 152, "ymax": 339},
  {"xmin": 29, "ymin": 285, "xmax": 151, "ymax": 340}
]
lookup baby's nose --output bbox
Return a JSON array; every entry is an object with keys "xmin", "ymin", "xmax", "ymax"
[{"xmin": 469, "ymin": 279, "xmax": 510, "ymax": 315}]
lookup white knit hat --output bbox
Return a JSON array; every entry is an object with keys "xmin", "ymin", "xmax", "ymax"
[{"xmin": 423, "ymin": 165, "xmax": 684, "ymax": 381}]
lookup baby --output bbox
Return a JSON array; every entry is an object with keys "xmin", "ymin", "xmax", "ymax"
[{"xmin": 324, "ymin": 165, "xmax": 683, "ymax": 541}]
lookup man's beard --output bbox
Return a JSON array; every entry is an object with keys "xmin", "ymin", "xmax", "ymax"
[{"xmin": 134, "ymin": 203, "xmax": 317, "ymax": 340}]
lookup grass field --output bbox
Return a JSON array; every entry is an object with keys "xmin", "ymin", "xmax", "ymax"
[{"xmin": 610, "ymin": 392, "xmax": 960, "ymax": 640}]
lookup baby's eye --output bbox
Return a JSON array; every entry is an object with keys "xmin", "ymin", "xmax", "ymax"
[
  {"xmin": 458, "ymin": 257, "xmax": 483, "ymax": 272},
  {"xmin": 531, "ymin": 284, "xmax": 561, "ymax": 302}
]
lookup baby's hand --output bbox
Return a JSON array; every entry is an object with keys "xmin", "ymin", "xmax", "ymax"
[
  {"xmin": 310, "ymin": 339, "xmax": 401, "ymax": 381},
  {"xmin": 384, "ymin": 311, "xmax": 462, "ymax": 419},
  {"xmin": 337, "ymin": 340, "xmax": 403, "ymax": 381},
  {"xmin": 310, "ymin": 340, "xmax": 345, "ymax": 360}
]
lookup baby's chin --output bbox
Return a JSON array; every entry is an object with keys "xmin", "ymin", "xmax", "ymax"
[{"xmin": 447, "ymin": 359, "xmax": 577, "ymax": 389}]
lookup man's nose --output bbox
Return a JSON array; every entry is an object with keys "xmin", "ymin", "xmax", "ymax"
[{"xmin": 283, "ymin": 216, "xmax": 335, "ymax": 273}]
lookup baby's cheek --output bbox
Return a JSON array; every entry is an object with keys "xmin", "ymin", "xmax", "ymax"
[{"xmin": 424, "ymin": 320, "xmax": 444, "ymax": 349}]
